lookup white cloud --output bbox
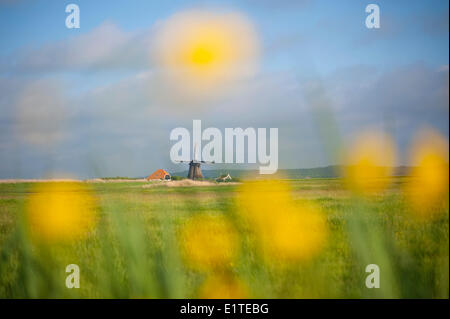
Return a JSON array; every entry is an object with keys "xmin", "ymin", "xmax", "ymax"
[
  {"xmin": 14, "ymin": 78, "xmax": 67, "ymax": 147},
  {"xmin": 4, "ymin": 22, "xmax": 153, "ymax": 73}
]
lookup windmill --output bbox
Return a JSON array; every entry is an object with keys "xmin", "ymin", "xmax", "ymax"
[{"xmin": 176, "ymin": 144, "xmax": 215, "ymax": 180}]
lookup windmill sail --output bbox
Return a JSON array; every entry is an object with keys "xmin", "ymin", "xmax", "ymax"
[{"xmin": 193, "ymin": 143, "xmax": 199, "ymax": 162}]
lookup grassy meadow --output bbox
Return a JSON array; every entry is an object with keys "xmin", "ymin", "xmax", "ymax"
[{"xmin": 0, "ymin": 177, "xmax": 448, "ymax": 299}]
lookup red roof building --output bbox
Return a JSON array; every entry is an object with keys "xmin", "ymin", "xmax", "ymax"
[{"xmin": 146, "ymin": 169, "xmax": 171, "ymax": 181}]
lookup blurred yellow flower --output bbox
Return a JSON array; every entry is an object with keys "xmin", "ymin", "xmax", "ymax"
[
  {"xmin": 238, "ymin": 181, "xmax": 327, "ymax": 262},
  {"xmin": 26, "ymin": 182, "xmax": 97, "ymax": 243},
  {"xmin": 238, "ymin": 180, "xmax": 291, "ymax": 227},
  {"xmin": 154, "ymin": 10, "xmax": 260, "ymax": 99},
  {"xmin": 344, "ymin": 130, "xmax": 396, "ymax": 194},
  {"xmin": 264, "ymin": 205, "xmax": 327, "ymax": 262},
  {"xmin": 198, "ymin": 273, "xmax": 248, "ymax": 299},
  {"xmin": 405, "ymin": 129, "xmax": 449, "ymax": 219},
  {"xmin": 178, "ymin": 214, "xmax": 238, "ymax": 271}
]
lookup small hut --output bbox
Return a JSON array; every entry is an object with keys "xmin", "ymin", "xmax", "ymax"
[{"xmin": 146, "ymin": 169, "xmax": 171, "ymax": 181}]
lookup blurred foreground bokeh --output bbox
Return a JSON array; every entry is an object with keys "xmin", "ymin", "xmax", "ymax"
[{"xmin": 0, "ymin": 145, "xmax": 448, "ymax": 298}]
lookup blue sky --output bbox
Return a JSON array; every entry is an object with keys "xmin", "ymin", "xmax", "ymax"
[
  {"xmin": 0, "ymin": 0, "xmax": 448, "ymax": 178},
  {"xmin": 1, "ymin": 0, "xmax": 448, "ymax": 69}
]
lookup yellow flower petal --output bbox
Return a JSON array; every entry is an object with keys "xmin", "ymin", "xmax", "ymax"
[
  {"xmin": 405, "ymin": 129, "xmax": 449, "ymax": 219},
  {"xmin": 237, "ymin": 180, "xmax": 327, "ymax": 262},
  {"xmin": 344, "ymin": 130, "xmax": 396, "ymax": 194},
  {"xmin": 178, "ymin": 214, "xmax": 238, "ymax": 271},
  {"xmin": 26, "ymin": 182, "xmax": 97, "ymax": 243}
]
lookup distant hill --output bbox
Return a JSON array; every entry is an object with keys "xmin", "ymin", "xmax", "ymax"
[{"xmin": 171, "ymin": 165, "xmax": 412, "ymax": 180}]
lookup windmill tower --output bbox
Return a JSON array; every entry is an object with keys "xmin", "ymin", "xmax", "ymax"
[{"xmin": 176, "ymin": 144, "xmax": 214, "ymax": 180}]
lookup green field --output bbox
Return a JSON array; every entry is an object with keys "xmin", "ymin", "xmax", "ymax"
[{"xmin": 0, "ymin": 177, "xmax": 448, "ymax": 298}]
